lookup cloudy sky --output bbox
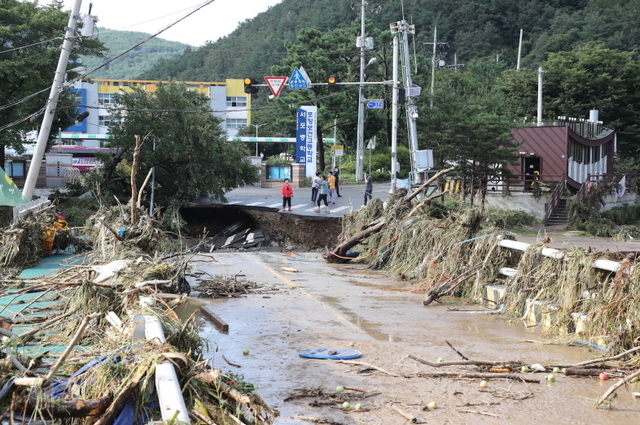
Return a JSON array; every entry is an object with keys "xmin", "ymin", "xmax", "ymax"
[{"xmin": 43, "ymin": 0, "xmax": 283, "ymax": 46}]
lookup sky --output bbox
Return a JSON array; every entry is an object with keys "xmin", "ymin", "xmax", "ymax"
[{"xmin": 43, "ymin": 0, "xmax": 283, "ymax": 46}]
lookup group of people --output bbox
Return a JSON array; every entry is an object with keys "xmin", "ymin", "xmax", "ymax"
[
  {"xmin": 280, "ymin": 167, "xmax": 374, "ymax": 213},
  {"xmin": 310, "ymin": 167, "xmax": 341, "ymax": 213}
]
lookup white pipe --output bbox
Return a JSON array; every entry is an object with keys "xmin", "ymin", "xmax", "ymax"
[
  {"xmin": 537, "ymin": 67, "xmax": 544, "ymax": 125},
  {"xmin": 498, "ymin": 238, "xmax": 622, "ymax": 273},
  {"xmin": 144, "ymin": 316, "xmax": 191, "ymax": 424},
  {"xmin": 516, "ymin": 29, "xmax": 523, "ymax": 70}
]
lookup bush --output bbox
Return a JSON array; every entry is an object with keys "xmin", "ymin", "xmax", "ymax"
[
  {"xmin": 486, "ymin": 209, "xmax": 537, "ymax": 229},
  {"xmin": 602, "ymin": 203, "xmax": 640, "ymax": 225},
  {"xmin": 369, "ymin": 170, "xmax": 390, "ymax": 182}
]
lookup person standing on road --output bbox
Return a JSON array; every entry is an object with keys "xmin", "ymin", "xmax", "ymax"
[
  {"xmin": 333, "ymin": 167, "xmax": 342, "ymax": 197},
  {"xmin": 316, "ymin": 175, "xmax": 330, "ymax": 213},
  {"xmin": 364, "ymin": 171, "xmax": 373, "ymax": 206},
  {"xmin": 327, "ymin": 171, "xmax": 337, "ymax": 204},
  {"xmin": 311, "ymin": 172, "xmax": 321, "ymax": 204},
  {"xmin": 281, "ymin": 178, "xmax": 293, "ymax": 211}
]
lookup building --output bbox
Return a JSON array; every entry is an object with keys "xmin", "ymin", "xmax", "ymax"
[
  {"xmin": 65, "ymin": 77, "xmax": 250, "ymax": 146},
  {"xmin": 509, "ymin": 115, "xmax": 615, "ymax": 191}
]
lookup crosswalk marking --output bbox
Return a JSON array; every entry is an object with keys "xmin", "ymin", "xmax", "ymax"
[
  {"xmin": 226, "ymin": 201, "xmax": 241, "ymax": 205},
  {"xmin": 246, "ymin": 201, "xmax": 265, "ymax": 206},
  {"xmin": 268, "ymin": 203, "xmax": 282, "ymax": 208}
]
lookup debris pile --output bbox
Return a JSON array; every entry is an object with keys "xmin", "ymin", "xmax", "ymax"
[{"xmin": 0, "ymin": 204, "xmax": 277, "ymax": 424}]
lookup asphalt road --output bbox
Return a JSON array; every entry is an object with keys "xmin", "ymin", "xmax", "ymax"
[
  {"xmin": 218, "ymin": 182, "xmax": 393, "ymax": 218},
  {"xmin": 187, "ymin": 251, "xmax": 640, "ymax": 425}
]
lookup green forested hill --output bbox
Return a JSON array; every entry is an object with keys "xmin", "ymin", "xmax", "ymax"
[
  {"xmin": 80, "ymin": 28, "xmax": 188, "ymax": 80},
  {"xmin": 138, "ymin": 0, "xmax": 639, "ymax": 82}
]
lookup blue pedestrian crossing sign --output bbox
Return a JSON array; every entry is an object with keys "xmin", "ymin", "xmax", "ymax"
[{"xmin": 290, "ymin": 67, "xmax": 309, "ymax": 89}]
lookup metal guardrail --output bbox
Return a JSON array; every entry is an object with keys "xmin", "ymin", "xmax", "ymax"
[{"xmin": 12, "ymin": 197, "xmax": 51, "ymax": 219}]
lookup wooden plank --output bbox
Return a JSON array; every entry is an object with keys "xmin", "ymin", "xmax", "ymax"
[{"xmin": 200, "ymin": 306, "xmax": 229, "ymax": 331}]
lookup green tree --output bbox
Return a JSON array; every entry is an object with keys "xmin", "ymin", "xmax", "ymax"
[
  {"xmin": 103, "ymin": 82, "xmax": 258, "ymax": 208},
  {"xmin": 0, "ymin": 0, "xmax": 105, "ymax": 155},
  {"xmin": 422, "ymin": 62, "xmax": 519, "ymax": 207}
]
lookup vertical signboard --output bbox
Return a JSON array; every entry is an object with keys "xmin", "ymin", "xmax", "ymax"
[{"xmin": 295, "ymin": 106, "xmax": 317, "ymax": 177}]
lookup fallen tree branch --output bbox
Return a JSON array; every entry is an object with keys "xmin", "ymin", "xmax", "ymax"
[
  {"xmin": 595, "ymin": 368, "xmax": 640, "ymax": 407},
  {"xmin": 423, "ymin": 264, "xmax": 483, "ymax": 306},
  {"xmin": 401, "ymin": 166, "xmax": 455, "ymax": 205},
  {"xmin": 563, "ymin": 367, "xmax": 623, "ymax": 377},
  {"xmin": 44, "ymin": 313, "xmax": 101, "ymax": 385},
  {"xmin": 391, "ymin": 405, "xmax": 419, "ymax": 423},
  {"xmin": 15, "ymin": 395, "xmax": 113, "ymax": 419},
  {"xmin": 326, "ymin": 221, "xmax": 386, "ymax": 263},
  {"xmin": 337, "ymin": 360, "xmax": 398, "ymax": 376},
  {"xmin": 416, "ymin": 371, "xmax": 540, "ymax": 383},
  {"xmin": 567, "ymin": 345, "xmax": 640, "ymax": 368},
  {"xmin": 408, "ymin": 354, "xmax": 501, "ymax": 368},
  {"xmin": 446, "ymin": 340, "xmax": 470, "ymax": 361}
]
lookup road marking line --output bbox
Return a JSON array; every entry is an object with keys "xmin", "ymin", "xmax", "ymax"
[
  {"xmin": 245, "ymin": 201, "xmax": 265, "ymax": 206},
  {"xmin": 332, "ymin": 206, "xmax": 349, "ymax": 212},
  {"xmin": 226, "ymin": 201, "xmax": 241, "ymax": 205},
  {"xmin": 257, "ymin": 262, "xmax": 359, "ymax": 330},
  {"xmin": 268, "ymin": 203, "xmax": 282, "ymax": 208}
]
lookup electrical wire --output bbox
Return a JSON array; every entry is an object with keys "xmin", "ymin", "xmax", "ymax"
[
  {"xmin": 0, "ymin": 37, "xmax": 63, "ymax": 55},
  {"xmin": 75, "ymin": 0, "xmax": 216, "ymax": 81}
]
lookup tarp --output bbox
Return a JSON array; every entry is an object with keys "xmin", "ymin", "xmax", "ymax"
[{"xmin": 0, "ymin": 167, "xmax": 27, "ymax": 207}]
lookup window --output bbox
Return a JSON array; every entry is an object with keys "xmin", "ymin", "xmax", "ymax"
[
  {"xmin": 98, "ymin": 93, "xmax": 116, "ymax": 105},
  {"xmin": 226, "ymin": 119, "xmax": 247, "ymax": 129},
  {"xmin": 99, "ymin": 115, "xmax": 111, "ymax": 127},
  {"xmin": 226, "ymin": 96, "xmax": 247, "ymax": 107},
  {"xmin": 4, "ymin": 161, "xmax": 25, "ymax": 177}
]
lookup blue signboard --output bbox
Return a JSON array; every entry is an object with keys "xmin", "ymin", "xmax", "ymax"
[
  {"xmin": 366, "ymin": 100, "xmax": 384, "ymax": 109},
  {"xmin": 290, "ymin": 68, "xmax": 309, "ymax": 89},
  {"xmin": 296, "ymin": 109, "xmax": 308, "ymax": 166}
]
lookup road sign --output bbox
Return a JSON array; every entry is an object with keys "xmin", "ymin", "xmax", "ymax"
[
  {"xmin": 264, "ymin": 76, "xmax": 287, "ymax": 97},
  {"xmin": 331, "ymin": 145, "xmax": 344, "ymax": 157},
  {"xmin": 289, "ymin": 67, "xmax": 309, "ymax": 89},
  {"xmin": 366, "ymin": 99, "xmax": 384, "ymax": 109},
  {"xmin": 366, "ymin": 140, "xmax": 375, "ymax": 150}
]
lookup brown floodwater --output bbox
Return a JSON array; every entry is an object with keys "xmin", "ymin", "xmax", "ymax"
[{"xmin": 183, "ymin": 252, "xmax": 640, "ymax": 425}]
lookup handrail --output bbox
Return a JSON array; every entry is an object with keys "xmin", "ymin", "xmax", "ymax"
[{"xmin": 544, "ymin": 174, "xmax": 566, "ymax": 226}]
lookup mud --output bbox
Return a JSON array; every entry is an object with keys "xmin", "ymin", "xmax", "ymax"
[
  {"xmin": 183, "ymin": 252, "xmax": 640, "ymax": 425},
  {"xmin": 181, "ymin": 205, "xmax": 342, "ymax": 250}
]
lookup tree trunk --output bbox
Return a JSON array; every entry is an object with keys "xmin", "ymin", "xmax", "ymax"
[
  {"xmin": 326, "ymin": 221, "xmax": 386, "ymax": 263},
  {"xmin": 15, "ymin": 395, "xmax": 113, "ymax": 418},
  {"xmin": 130, "ymin": 135, "xmax": 141, "ymax": 225}
]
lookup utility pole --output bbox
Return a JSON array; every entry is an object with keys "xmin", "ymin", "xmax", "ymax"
[
  {"xmin": 355, "ymin": 0, "xmax": 367, "ymax": 182},
  {"xmin": 23, "ymin": 0, "xmax": 85, "ymax": 201},
  {"xmin": 430, "ymin": 27, "xmax": 437, "ymax": 108},
  {"xmin": 390, "ymin": 34, "xmax": 399, "ymax": 194}
]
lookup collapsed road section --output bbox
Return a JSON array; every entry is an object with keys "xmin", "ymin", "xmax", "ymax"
[{"xmin": 181, "ymin": 204, "xmax": 342, "ymax": 252}]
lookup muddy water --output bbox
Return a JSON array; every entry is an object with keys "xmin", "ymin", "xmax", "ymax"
[{"xmin": 185, "ymin": 252, "xmax": 640, "ymax": 424}]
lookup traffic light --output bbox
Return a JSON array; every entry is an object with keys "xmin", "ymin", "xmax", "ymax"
[
  {"xmin": 76, "ymin": 110, "xmax": 89, "ymax": 122},
  {"xmin": 327, "ymin": 76, "xmax": 340, "ymax": 92},
  {"xmin": 244, "ymin": 78, "xmax": 259, "ymax": 94}
]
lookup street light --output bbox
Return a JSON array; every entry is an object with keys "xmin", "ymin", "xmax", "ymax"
[
  {"xmin": 356, "ymin": 56, "xmax": 378, "ymax": 181},
  {"xmin": 250, "ymin": 123, "xmax": 267, "ymax": 156}
]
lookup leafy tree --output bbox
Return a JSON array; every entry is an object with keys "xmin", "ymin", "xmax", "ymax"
[
  {"xmin": 101, "ymin": 82, "xmax": 258, "ymax": 209},
  {"xmin": 422, "ymin": 62, "xmax": 519, "ymax": 207},
  {"xmin": 0, "ymin": 0, "xmax": 105, "ymax": 155}
]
